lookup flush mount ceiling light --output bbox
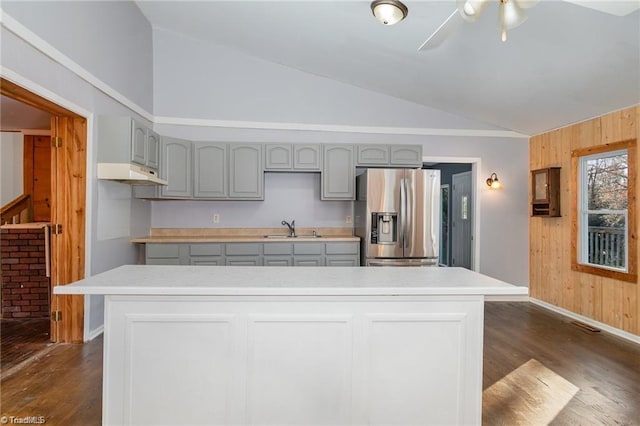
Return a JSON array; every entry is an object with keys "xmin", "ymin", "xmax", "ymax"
[
  {"xmin": 371, "ymin": 0, "xmax": 408, "ymax": 25},
  {"xmin": 486, "ymin": 172, "xmax": 504, "ymax": 190}
]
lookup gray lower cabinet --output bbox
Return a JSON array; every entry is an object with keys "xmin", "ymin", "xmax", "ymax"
[
  {"xmin": 144, "ymin": 241, "xmax": 359, "ymax": 266},
  {"xmin": 145, "ymin": 243, "xmax": 186, "ymax": 265},
  {"xmin": 225, "ymin": 243, "xmax": 263, "ymax": 266},
  {"xmin": 189, "ymin": 243, "xmax": 224, "ymax": 265},
  {"xmin": 322, "ymin": 145, "xmax": 355, "ymax": 200}
]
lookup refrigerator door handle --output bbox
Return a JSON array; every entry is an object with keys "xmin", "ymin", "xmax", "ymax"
[
  {"xmin": 400, "ymin": 178, "xmax": 408, "ymax": 248},
  {"xmin": 430, "ymin": 174, "xmax": 438, "ymax": 255}
]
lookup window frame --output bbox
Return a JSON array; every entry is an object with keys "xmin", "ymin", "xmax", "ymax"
[{"xmin": 571, "ymin": 139, "xmax": 637, "ymax": 283}]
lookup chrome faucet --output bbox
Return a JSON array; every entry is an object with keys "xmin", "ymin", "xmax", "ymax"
[{"xmin": 281, "ymin": 220, "xmax": 296, "ymax": 237}]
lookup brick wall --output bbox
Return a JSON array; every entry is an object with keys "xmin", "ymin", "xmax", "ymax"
[{"xmin": 1, "ymin": 228, "xmax": 50, "ymax": 318}]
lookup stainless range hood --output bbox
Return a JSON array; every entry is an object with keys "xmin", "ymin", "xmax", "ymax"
[{"xmin": 97, "ymin": 163, "xmax": 168, "ymax": 185}]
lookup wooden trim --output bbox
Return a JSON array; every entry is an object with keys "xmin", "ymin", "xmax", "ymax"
[
  {"xmin": 570, "ymin": 139, "xmax": 637, "ymax": 284},
  {"xmin": 1, "ymin": 78, "xmax": 80, "ymax": 118},
  {"xmin": 51, "ymin": 116, "xmax": 87, "ymax": 343},
  {"xmin": 1, "ymin": 79, "xmax": 86, "ymax": 343}
]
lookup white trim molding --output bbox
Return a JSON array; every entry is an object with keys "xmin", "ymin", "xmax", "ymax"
[
  {"xmin": 0, "ymin": 8, "xmax": 529, "ymax": 139},
  {"xmin": 154, "ymin": 116, "xmax": 528, "ymax": 139},
  {"xmin": 530, "ymin": 297, "xmax": 640, "ymax": 346}
]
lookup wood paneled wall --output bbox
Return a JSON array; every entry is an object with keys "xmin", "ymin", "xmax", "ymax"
[{"xmin": 530, "ymin": 106, "xmax": 639, "ymax": 336}]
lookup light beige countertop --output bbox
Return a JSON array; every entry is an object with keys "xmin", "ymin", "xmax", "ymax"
[{"xmin": 131, "ymin": 227, "xmax": 360, "ymax": 243}]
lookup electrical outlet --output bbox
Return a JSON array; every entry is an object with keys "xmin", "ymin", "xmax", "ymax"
[
  {"xmin": 346, "ymin": 215, "xmax": 353, "ymax": 224},
  {"xmin": 213, "ymin": 214, "xmax": 220, "ymax": 224}
]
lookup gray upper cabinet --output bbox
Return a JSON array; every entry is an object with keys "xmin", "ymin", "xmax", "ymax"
[
  {"xmin": 160, "ymin": 137, "xmax": 192, "ymax": 198},
  {"xmin": 146, "ymin": 129, "xmax": 160, "ymax": 170},
  {"xmin": 265, "ymin": 144, "xmax": 321, "ymax": 171},
  {"xmin": 357, "ymin": 145, "xmax": 389, "ymax": 166},
  {"xmin": 357, "ymin": 144, "xmax": 422, "ymax": 167},
  {"xmin": 293, "ymin": 144, "xmax": 321, "ymax": 170},
  {"xmin": 229, "ymin": 144, "xmax": 263, "ymax": 199},
  {"xmin": 194, "ymin": 142, "xmax": 227, "ymax": 198},
  {"xmin": 322, "ymin": 144, "xmax": 355, "ymax": 200},
  {"xmin": 98, "ymin": 116, "xmax": 159, "ymax": 171},
  {"xmin": 265, "ymin": 144, "xmax": 292, "ymax": 170},
  {"xmin": 390, "ymin": 145, "xmax": 422, "ymax": 167}
]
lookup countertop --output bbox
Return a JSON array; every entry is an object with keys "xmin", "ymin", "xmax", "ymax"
[
  {"xmin": 131, "ymin": 227, "xmax": 360, "ymax": 243},
  {"xmin": 54, "ymin": 265, "xmax": 528, "ymax": 297}
]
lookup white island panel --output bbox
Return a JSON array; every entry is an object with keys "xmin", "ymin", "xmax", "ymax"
[{"xmin": 55, "ymin": 265, "xmax": 526, "ymax": 425}]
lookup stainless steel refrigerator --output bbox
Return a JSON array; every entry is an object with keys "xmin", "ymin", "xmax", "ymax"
[{"xmin": 355, "ymin": 169, "xmax": 440, "ymax": 266}]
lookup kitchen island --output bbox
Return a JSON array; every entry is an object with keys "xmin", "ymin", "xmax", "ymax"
[{"xmin": 55, "ymin": 265, "xmax": 527, "ymax": 426}]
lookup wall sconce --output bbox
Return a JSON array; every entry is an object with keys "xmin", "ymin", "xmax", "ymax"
[{"xmin": 486, "ymin": 172, "xmax": 503, "ymax": 190}]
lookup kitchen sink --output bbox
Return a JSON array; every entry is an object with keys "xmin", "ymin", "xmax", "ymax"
[{"xmin": 264, "ymin": 235, "xmax": 293, "ymax": 239}]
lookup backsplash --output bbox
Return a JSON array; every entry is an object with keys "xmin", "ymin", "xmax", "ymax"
[{"xmin": 151, "ymin": 172, "xmax": 353, "ymax": 228}]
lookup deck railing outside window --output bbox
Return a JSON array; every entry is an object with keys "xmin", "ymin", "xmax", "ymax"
[{"xmin": 587, "ymin": 226, "xmax": 625, "ymax": 269}]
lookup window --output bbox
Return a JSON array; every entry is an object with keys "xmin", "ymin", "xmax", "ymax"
[{"xmin": 572, "ymin": 140, "xmax": 637, "ymax": 282}]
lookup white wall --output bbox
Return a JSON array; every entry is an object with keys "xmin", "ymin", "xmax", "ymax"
[
  {"xmin": 151, "ymin": 173, "xmax": 352, "ymax": 229},
  {"xmin": 0, "ymin": 132, "xmax": 24, "ymax": 206},
  {"xmin": 1, "ymin": 0, "xmax": 154, "ymax": 112},
  {"xmin": 0, "ymin": 1, "xmax": 530, "ymax": 341},
  {"xmin": 1, "ymin": 2, "xmax": 154, "ymax": 339}
]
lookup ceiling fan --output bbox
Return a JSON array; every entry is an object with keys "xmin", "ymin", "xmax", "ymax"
[{"xmin": 417, "ymin": 0, "xmax": 640, "ymax": 51}]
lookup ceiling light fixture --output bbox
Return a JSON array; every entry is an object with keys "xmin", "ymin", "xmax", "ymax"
[
  {"xmin": 486, "ymin": 172, "xmax": 504, "ymax": 190},
  {"xmin": 457, "ymin": 0, "xmax": 537, "ymax": 41},
  {"xmin": 371, "ymin": 0, "xmax": 408, "ymax": 25}
]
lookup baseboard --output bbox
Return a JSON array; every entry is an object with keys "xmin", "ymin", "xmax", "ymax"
[
  {"xmin": 85, "ymin": 325, "xmax": 104, "ymax": 342},
  {"xmin": 485, "ymin": 294, "xmax": 530, "ymax": 302},
  {"xmin": 529, "ymin": 297, "xmax": 640, "ymax": 346}
]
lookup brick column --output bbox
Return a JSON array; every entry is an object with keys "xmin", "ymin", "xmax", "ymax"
[{"xmin": 1, "ymin": 227, "xmax": 50, "ymax": 318}]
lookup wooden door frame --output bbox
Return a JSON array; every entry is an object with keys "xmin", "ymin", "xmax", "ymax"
[{"xmin": 1, "ymin": 78, "xmax": 87, "ymax": 343}]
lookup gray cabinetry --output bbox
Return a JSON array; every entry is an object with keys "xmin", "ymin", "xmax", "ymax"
[
  {"xmin": 98, "ymin": 116, "xmax": 159, "ymax": 171},
  {"xmin": 265, "ymin": 144, "xmax": 321, "ymax": 171},
  {"xmin": 265, "ymin": 145, "xmax": 292, "ymax": 170},
  {"xmin": 357, "ymin": 145, "xmax": 389, "ymax": 166},
  {"xmin": 189, "ymin": 243, "xmax": 224, "ymax": 265},
  {"xmin": 145, "ymin": 243, "xmax": 185, "ymax": 265},
  {"xmin": 229, "ymin": 144, "xmax": 263, "ymax": 199},
  {"xmin": 390, "ymin": 145, "xmax": 422, "ymax": 167},
  {"xmin": 193, "ymin": 143, "xmax": 263, "ymax": 200},
  {"xmin": 356, "ymin": 144, "xmax": 422, "ymax": 167},
  {"xmin": 294, "ymin": 145, "xmax": 321, "ymax": 170},
  {"xmin": 322, "ymin": 144, "xmax": 355, "ymax": 200},
  {"xmin": 143, "ymin": 241, "xmax": 359, "ymax": 266},
  {"xmin": 225, "ymin": 243, "xmax": 263, "ymax": 266},
  {"xmin": 263, "ymin": 242, "xmax": 293, "ymax": 266},
  {"xmin": 160, "ymin": 137, "xmax": 192, "ymax": 198},
  {"xmin": 325, "ymin": 242, "xmax": 360, "ymax": 266},
  {"xmin": 193, "ymin": 142, "xmax": 227, "ymax": 198}
]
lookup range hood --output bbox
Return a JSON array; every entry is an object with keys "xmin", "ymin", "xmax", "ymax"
[{"xmin": 97, "ymin": 163, "xmax": 168, "ymax": 186}]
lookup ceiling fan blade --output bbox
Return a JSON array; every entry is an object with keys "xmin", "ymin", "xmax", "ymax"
[
  {"xmin": 562, "ymin": 0, "xmax": 640, "ymax": 16},
  {"xmin": 418, "ymin": 9, "xmax": 464, "ymax": 51}
]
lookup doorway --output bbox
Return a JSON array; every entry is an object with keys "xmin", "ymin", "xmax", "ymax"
[
  {"xmin": 423, "ymin": 162, "xmax": 474, "ymax": 270},
  {"xmin": 1, "ymin": 78, "xmax": 87, "ymax": 344},
  {"xmin": 452, "ymin": 171, "xmax": 473, "ymax": 269}
]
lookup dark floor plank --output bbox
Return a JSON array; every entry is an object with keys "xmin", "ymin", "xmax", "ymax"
[{"xmin": 1, "ymin": 318, "xmax": 51, "ymax": 372}]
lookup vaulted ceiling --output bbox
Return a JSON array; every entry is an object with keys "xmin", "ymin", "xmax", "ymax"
[{"xmin": 136, "ymin": 0, "xmax": 640, "ymax": 136}]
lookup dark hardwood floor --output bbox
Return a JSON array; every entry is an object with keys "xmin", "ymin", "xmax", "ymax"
[
  {"xmin": 1, "ymin": 318, "xmax": 51, "ymax": 374},
  {"xmin": 1, "ymin": 302, "xmax": 638, "ymax": 425}
]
